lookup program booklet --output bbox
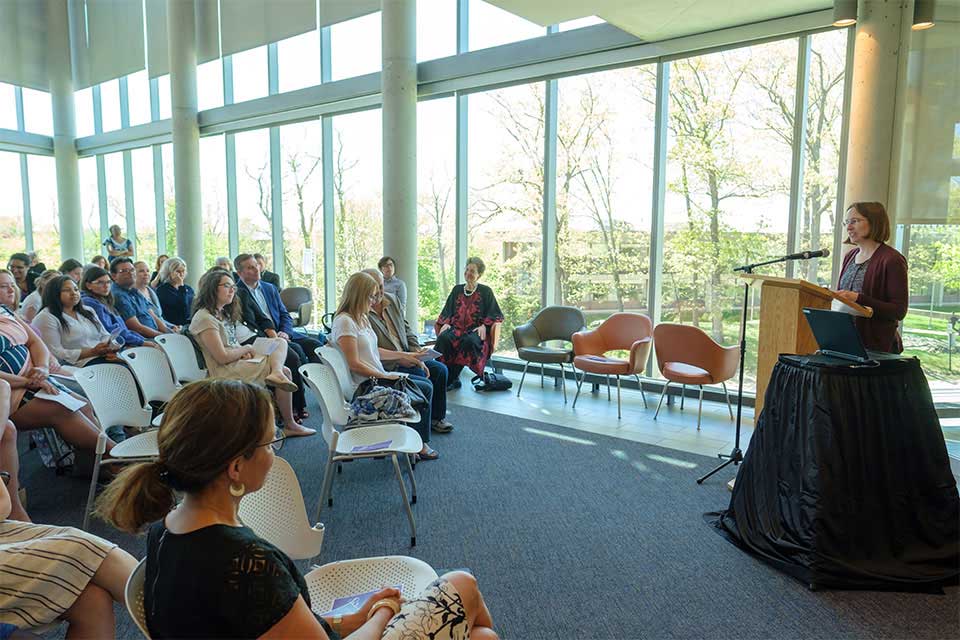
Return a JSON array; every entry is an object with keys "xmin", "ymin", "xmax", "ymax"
[{"xmin": 319, "ymin": 586, "xmax": 402, "ymax": 618}]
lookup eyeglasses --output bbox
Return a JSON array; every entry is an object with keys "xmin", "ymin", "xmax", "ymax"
[
  {"xmin": 115, "ymin": 268, "xmax": 135, "ymax": 274},
  {"xmin": 258, "ymin": 430, "xmax": 286, "ymax": 452},
  {"xmin": 844, "ymin": 218, "xmax": 867, "ymax": 226},
  {"xmin": 219, "ymin": 283, "xmax": 237, "ymax": 291}
]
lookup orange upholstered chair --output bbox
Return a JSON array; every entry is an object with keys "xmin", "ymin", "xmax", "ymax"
[
  {"xmin": 652, "ymin": 323, "xmax": 739, "ymax": 430},
  {"xmin": 571, "ymin": 313, "xmax": 653, "ymax": 419}
]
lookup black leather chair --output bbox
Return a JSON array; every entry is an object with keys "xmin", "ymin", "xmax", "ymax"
[{"xmin": 512, "ymin": 306, "xmax": 586, "ymax": 403}]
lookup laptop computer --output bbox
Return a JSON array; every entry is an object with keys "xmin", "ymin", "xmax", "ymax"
[{"xmin": 801, "ymin": 307, "xmax": 903, "ymax": 364}]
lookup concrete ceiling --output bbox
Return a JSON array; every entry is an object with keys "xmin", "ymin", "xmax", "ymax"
[{"xmin": 485, "ymin": 0, "xmax": 832, "ymax": 41}]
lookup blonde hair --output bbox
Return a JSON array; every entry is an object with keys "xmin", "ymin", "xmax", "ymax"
[
  {"xmin": 0, "ymin": 269, "xmax": 19, "ymax": 312},
  {"xmin": 96, "ymin": 379, "xmax": 274, "ymax": 533},
  {"xmin": 335, "ymin": 271, "xmax": 378, "ymax": 323}
]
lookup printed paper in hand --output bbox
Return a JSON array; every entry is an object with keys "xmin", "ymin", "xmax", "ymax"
[
  {"xmin": 319, "ymin": 586, "xmax": 402, "ymax": 618},
  {"xmin": 34, "ymin": 389, "xmax": 86, "ymax": 412},
  {"xmin": 351, "ymin": 440, "xmax": 392, "ymax": 453},
  {"xmin": 414, "ymin": 348, "xmax": 441, "ymax": 361},
  {"xmin": 253, "ymin": 338, "xmax": 280, "ymax": 356}
]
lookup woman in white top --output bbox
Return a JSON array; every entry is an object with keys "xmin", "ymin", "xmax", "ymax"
[
  {"xmin": 32, "ymin": 276, "xmax": 119, "ymax": 367},
  {"xmin": 331, "ymin": 272, "xmax": 438, "ymax": 460},
  {"xmin": 18, "ymin": 269, "xmax": 60, "ymax": 323}
]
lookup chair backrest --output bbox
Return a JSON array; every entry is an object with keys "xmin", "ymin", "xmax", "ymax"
[
  {"xmin": 280, "ymin": 287, "xmax": 312, "ymax": 311},
  {"xmin": 316, "ymin": 345, "xmax": 354, "ymax": 401},
  {"xmin": 73, "ymin": 364, "xmax": 153, "ymax": 430},
  {"xmin": 305, "ymin": 556, "xmax": 439, "ymax": 613},
  {"xmin": 532, "ymin": 306, "xmax": 586, "ymax": 343},
  {"xmin": 300, "ymin": 362, "xmax": 349, "ymax": 445},
  {"xmin": 154, "ymin": 334, "xmax": 207, "ymax": 382},
  {"xmin": 239, "ymin": 457, "xmax": 324, "ymax": 560},
  {"xmin": 595, "ymin": 312, "xmax": 653, "ymax": 352},
  {"xmin": 119, "ymin": 347, "xmax": 182, "ymax": 404},
  {"xmin": 124, "ymin": 558, "xmax": 150, "ymax": 639},
  {"xmin": 652, "ymin": 323, "xmax": 738, "ymax": 380}
]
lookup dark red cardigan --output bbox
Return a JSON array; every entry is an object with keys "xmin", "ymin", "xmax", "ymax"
[{"xmin": 838, "ymin": 242, "xmax": 909, "ymax": 353}]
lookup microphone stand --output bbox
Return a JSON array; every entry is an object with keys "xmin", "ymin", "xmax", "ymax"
[{"xmin": 696, "ymin": 254, "xmax": 793, "ymax": 485}]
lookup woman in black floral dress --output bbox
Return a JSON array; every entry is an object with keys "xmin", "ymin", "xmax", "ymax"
[{"xmin": 435, "ymin": 257, "xmax": 504, "ymax": 390}]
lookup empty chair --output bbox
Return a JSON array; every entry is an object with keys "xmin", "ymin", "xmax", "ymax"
[
  {"xmin": 652, "ymin": 323, "xmax": 739, "ymax": 430},
  {"xmin": 280, "ymin": 286, "xmax": 312, "ymax": 327},
  {"xmin": 571, "ymin": 312, "xmax": 653, "ymax": 419},
  {"xmin": 513, "ymin": 306, "xmax": 586, "ymax": 403},
  {"xmin": 300, "ymin": 362, "xmax": 423, "ymax": 546},
  {"xmin": 120, "ymin": 346, "xmax": 182, "ymax": 426},
  {"xmin": 304, "ymin": 556, "xmax": 438, "ymax": 617},
  {"xmin": 124, "ymin": 558, "xmax": 149, "ymax": 639},
  {"xmin": 239, "ymin": 456, "xmax": 325, "ymax": 561},
  {"xmin": 154, "ymin": 333, "xmax": 207, "ymax": 383}
]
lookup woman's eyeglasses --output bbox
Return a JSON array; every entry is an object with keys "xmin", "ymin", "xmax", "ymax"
[
  {"xmin": 219, "ymin": 283, "xmax": 237, "ymax": 291},
  {"xmin": 259, "ymin": 430, "xmax": 285, "ymax": 452}
]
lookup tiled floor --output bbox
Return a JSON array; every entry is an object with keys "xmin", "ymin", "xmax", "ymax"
[{"xmin": 446, "ymin": 369, "xmax": 755, "ymax": 461}]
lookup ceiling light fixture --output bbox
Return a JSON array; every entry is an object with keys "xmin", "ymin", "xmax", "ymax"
[
  {"xmin": 832, "ymin": 0, "xmax": 858, "ymax": 27},
  {"xmin": 912, "ymin": 0, "xmax": 935, "ymax": 30}
]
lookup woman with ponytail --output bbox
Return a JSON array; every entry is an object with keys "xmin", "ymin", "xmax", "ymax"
[{"xmin": 96, "ymin": 378, "xmax": 497, "ymax": 640}]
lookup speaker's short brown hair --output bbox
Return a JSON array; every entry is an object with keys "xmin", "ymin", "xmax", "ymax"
[{"xmin": 845, "ymin": 202, "xmax": 891, "ymax": 244}]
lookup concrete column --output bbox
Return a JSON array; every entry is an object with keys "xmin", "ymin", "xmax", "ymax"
[
  {"xmin": 382, "ymin": 0, "xmax": 418, "ymax": 328},
  {"xmin": 842, "ymin": 0, "xmax": 906, "ymax": 228},
  {"xmin": 168, "ymin": 0, "xmax": 204, "ymax": 287},
  {"xmin": 46, "ymin": 0, "xmax": 83, "ymax": 261}
]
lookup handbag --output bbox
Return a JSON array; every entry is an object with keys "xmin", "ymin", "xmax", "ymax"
[
  {"xmin": 472, "ymin": 369, "xmax": 513, "ymax": 392},
  {"xmin": 355, "ymin": 375, "xmax": 428, "ymax": 410}
]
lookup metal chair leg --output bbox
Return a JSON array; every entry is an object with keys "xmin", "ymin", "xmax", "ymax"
[
  {"xmin": 722, "ymin": 381, "xmax": 734, "ymax": 420},
  {"xmin": 635, "ymin": 374, "xmax": 648, "ymax": 409},
  {"xmin": 82, "ymin": 432, "xmax": 107, "ymax": 531},
  {"xmin": 606, "ymin": 375, "xmax": 611, "ymax": 401},
  {"xmin": 390, "ymin": 454, "xmax": 417, "ymax": 546},
  {"xmin": 616, "ymin": 375, "xmax": 622, "ymax": 419},
  {"xmin": 540, "ymin": 363, "xmax": 545, "ymax": 388},
  {"xmin": 572, "ymin": 368, "xmax": 584, "ymax": 408},
  {"xmin": 560, "ymin": 362, "xmax": 568, "ymax": 404},
  {"xmin": 318, "ymin": 458, "xmax": 335, "ymax": 517},
  {"xmin": 654, "ymin": 381, "xmax": 670, "ymax": 420},
  {"xmin": 680, "ymin": 384, "xmax": 686, "ymax": 410},
  {"xmin": 403, "ymin": 452, "xmax": 418, "ymax": 504},
  {"xmin": 517, "ymin": 361, "xmax": 530, "ymax": 397},
  {"xmin": 697, "ymin": 385, "xmax": 704, "ymax": 431}
]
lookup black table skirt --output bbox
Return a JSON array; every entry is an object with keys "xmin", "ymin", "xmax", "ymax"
[{"xmin": 713, "ymin": 355, "xmax": 960, "ymax": 590}]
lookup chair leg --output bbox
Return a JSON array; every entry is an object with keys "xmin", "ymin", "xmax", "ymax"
[
  {"xmin": 390, "ymin": 454, "xmax": 417, "ymax": 546},
  {"xmin": 606, "ymin": 375, "xmax": 611, "ymax": 401},
  {"xmin": 680, "ymin": 384, "xmax": 686, "ymax": 410},
  {"xmin": 654, "ymin": 381, "xmax": 670, "ymax": 420},
  {"xmin": 697, "ymin": 385, "xmax": 704, "ymax": 431},
  {"xmin": 403, "ymin": 451, "xmax": 418, "ymax": 504},
  {"xmin": 540, "ymin": 363, "xmax": 545, "ymax": 388},
  {"xmin": 318, "ymin": 458, "xmax": 335, "ymax": 517},
  {"xmin": 722, "ymin": 381, "xmax": 734, "ymax": 420},
  {"xmin": 572, "ymin": 369, "xmax": 584, "ymax": 408},
  {"xmin": 517, "ymin": 361, "xmax": 530, "ymax": 397},
  {"xmin": 616, "ymin": 375, "xmax": 622, "ymax": 420},
  {"xmin": 560, "ymin": 362, "xmax": 567, "ymax": 404},
  {"xmin": 82, "ymin": 432, "xmax": 107, "ymax": 531},
  {"xmin": 635, "ymin": 374, "xmax": 648, "ymax": 409}
]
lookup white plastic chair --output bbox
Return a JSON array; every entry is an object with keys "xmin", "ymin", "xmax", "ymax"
[
  {"xmin": 300, "ymin": 363, "xmax": 423, "ymax": 546},
  {"xmin": 154, "ymin": 334, "xmax": 207, "ymax": 383},
  {"xmin": 239, "ymin": 457, "xmax": 325, "ymax": 561},
  {"xmin": 124, "ymin": 558, "xmax": 150, "ymax": 639},
  {"xmin": 315, "ymin": 345, "xmax": 417, "ymax": 427},
  {"xmin": 304, "ymin": 556, "xmax": 438, "ymax": 617},
  {"xmin": 119, "ymin": 346, "xmax": 182, "ymax": 427},
  {"xmin": 74, "ymin": 365, "xmax": 160, "ymax": 530}
]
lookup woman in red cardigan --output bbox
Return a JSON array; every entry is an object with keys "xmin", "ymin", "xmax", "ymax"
[{"xmin": 835, "ymin": 202, "xmax": 908, "ymax": 353}]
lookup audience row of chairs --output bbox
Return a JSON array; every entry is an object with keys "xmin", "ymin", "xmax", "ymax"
[{"xmin": 513, "ymin": 308, "xmax": 739, "ymax": 427}]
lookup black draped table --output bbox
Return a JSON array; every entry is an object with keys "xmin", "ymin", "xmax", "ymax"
[{"xmin": 713, "ymin": 354, "xmax": 960, "ymax": 591}]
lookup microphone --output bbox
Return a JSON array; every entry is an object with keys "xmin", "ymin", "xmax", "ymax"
[{"xmin": 784, "ymin": 248, "xmax": 830, "ymax": 261}]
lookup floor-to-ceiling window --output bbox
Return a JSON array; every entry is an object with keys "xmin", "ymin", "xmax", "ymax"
[
  {"xmin": 199, "ymin": 135, "xmax": 231, "ymax": 267},
  {"xmin": 27, "ymin": 156, "xmax": 58, "ymax": 263},
  {"xmin": 0, "ymin": 152, "xmax": 24, "ymax": 258},
  {"xmin": 131, "ymin": 147, "xmax": 158, "ymax": 259},
  {"xmin": 79, "ymin": 157, "xmax": 101, "ymax": 260},
  {"xmin": 279, "ymin": 120, "xmax": 324, "ymax": 307}
]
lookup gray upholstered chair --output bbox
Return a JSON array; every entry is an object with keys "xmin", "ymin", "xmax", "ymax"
[
  {"xmin": 512, "ymin": 306, "xmax": 586, "ymax": 403},
  {"xmin": 280, "ymin": 286, "xmax": 312, "ymax": 327}
]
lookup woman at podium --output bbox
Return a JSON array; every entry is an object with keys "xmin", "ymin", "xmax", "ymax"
[{"xmin": 835, "ymin": 202, "xmax": 908, "ymax": 353}]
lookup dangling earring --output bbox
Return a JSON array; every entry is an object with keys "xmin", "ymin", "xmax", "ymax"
[{"xmin": 229, "ymin": 482, "xmax": 245, "ymax": 497}]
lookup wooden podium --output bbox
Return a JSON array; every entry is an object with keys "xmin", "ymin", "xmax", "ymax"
[{"xmin": 744, "ymin": 274, "xmax": 873, "ymax": 416}]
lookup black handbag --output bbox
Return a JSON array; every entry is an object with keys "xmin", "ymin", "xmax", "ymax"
[
  {"xmin": 472, "ymin": 369, "xmax": 513, "ymax": 392},
  {"xmin": 355, "ymin": 376, "xmax": 428, "ymax": 410}
]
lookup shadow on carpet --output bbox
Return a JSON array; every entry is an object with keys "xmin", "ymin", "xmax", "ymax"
[{"xmin": 18, "ymin": 403, "xmax": 960, "ymax": 640}]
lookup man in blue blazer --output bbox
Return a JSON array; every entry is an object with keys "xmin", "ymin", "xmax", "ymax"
[{"xmin": 234, "ymin": 254, "xmax": 323, "ymax": 364}]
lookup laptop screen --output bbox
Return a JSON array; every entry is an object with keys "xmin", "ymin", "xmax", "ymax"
[{"xmin": 802, "ymin": 308, "xmax": 870, "ymax": 360}]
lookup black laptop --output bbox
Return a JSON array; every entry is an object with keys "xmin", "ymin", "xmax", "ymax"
[{"xmin": 801, "ymin": 308, "xmax": 903, "ymax": 364}]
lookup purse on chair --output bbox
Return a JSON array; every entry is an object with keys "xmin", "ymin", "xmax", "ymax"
[{"xmin": 355, "ymin": 376, "xmax": 429, "ymax": 410}]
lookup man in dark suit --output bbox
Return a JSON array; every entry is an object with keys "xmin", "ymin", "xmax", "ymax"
[
  {"xmin": 235, "ymin": 254, "xmax": 322, "ymax": 365},
  {"xmin": 362, "ymin": 268, "xmax": 453, "ymax": 433},
  {"xmin": 254, "ymin": 253, "xmax": 282, "ymax": 290}
]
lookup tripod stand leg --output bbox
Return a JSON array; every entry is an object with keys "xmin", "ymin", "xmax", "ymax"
[{"xmin": 696, "ymin": 447, "xmax": 742, "ymax": 484}]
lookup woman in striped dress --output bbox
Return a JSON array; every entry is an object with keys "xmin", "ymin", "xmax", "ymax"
[{"xmin": 0, "ymin": 381, "xmax": 136, "ymax": 637}]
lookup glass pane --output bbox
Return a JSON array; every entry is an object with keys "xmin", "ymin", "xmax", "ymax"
[
  {"xmin": 234, "ymin": 129, "xmax": 272, "ymax": 261},
  {"xmin": 0, "ymin": 83, "xmax": 15, "ymax": 129},
  {"xmin": 131, "ymin": 148, "xmax": 158, "ymax": 258},
  {"xmin": 279, "ymin": 120, "xmax": 324, "ymax": 314},
  {"xmin": 79, "ymin": 157, "xmax": 101, "ymax": 261},
  {"xmin": 0, "ymin": 152, "xmax": 24, "ymax": 258},
  {"xmin": 417, "ymin": 0, "xmax": 456, "ymax": 62},
  {"xmin": 278, "ymin": 31, "xmax": 320, "ymax": 93},
  {"xmin": 331, "ymin": 12, "xmax": 381, "ymax": 80},
  {"xmin": 468, "ymin": 84, "xmax": 545, "ymax": 356},
  {"xmin": 557, "ymin": 66, "xmax": 656, "ymax": 331},
  {"xmin": 157, "ymin": 75, "xmax": 172, "ymax": 120},
  {"xmin": 99, "ymin": 79, "xmax": 121, "ymax": 132},
  {"xmin": 74, "ymin": 87, "xmax": 95, "ymax": 137},
  {"xmin": 417, "ymin": 97, "xmax": 456, "ymax": 328},
  {"xmin": 21, "ymin": 88, "xmax": 53, "ymax": 135},
  {"xmin": 662, "ymin": 40, "xmax": 799, "ymax": 392},
  {"xmin": 332, "ymin": 109, "xmax": 383, "ymax": 295},
  {"xmin": 232, "ymin": 46, "xmax": 269, "ymax": 103},
  {"xmin": 126, "ymin": 70, "xmax": 152, "ymax": 126},
  {"xmin": 27, "ymin": 156, "xmax": 59, "ymax": 263},
  {"xmin": 197, "ymin": 59, "xmax": 224, "ymax": 111},
  {"xmin": 103, "ymin": 152, "xmax": 126, "ymax": 231},
  {"xmin": 469, "ymin": 1, "xmax": 544, "ymax": 51},
  {"xmin": 199, "ymin": 135, "xmax": 230, "ymax": 267},
  {"xmin": 161, "ymin": 144, "xmax": 175, "ymax": 255}
]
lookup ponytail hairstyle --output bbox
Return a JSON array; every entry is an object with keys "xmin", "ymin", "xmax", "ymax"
[{"xmin": 95, "ymin": 378, "xmax": 274, "ymax": 533}]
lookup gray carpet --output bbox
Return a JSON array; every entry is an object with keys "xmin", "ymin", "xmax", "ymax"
[{"xmin": 16, "ymin": 401, "xmax": 960, "ymax": 640}]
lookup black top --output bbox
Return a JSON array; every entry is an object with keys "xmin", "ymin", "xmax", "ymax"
[
  {"xmin": 145, "ymin": 522, "xmax": 335, "ymax": 639},
  {"xmin": 155, "ymin": 282, "xmax": 195, "ymax": 326}
]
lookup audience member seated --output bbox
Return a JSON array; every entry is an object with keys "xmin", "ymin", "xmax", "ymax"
[
  {"xmin": 58, "ymin": 259, "xmax": 84, "ymax": 284},
  {"xmin": 378, "ymin": 256, "xmax": 408, "ymax": 308},
  {"xmin": 149, "ymin": 253, "xmax": 169, "ymax": 288},
  {"xmin": 96, "ymin": 378, "xmax": 495, "ymax": 640},
  {"xmin": 32, "ymin": 276, "xmax": 119, "ymax": 367},
  {"xmin": 155, "ymin": 257, "xmax": 195, "ymax": 327},
  {"xmin": 435, "ymin": 257, "xmax": 503, "ymax": 390},
  {"xmin": 111, "ymin": 258, "xmax": 173, "ymax": 339},
  {"xmin": 0, "ymin": 380, "xmax": 28, "ymax": 522},
  {"xmin": 1, "ymin": 408, "xmax": 137, "ymax": 638},
  {"xmin": 331, "ymin": 272, "xmax": 438, "ymax": 460},
  {"xmin": 26, "ymin": 251, "xmax": 46, "ymax": 280},
  {"xmin": 91, "ymin": 255, "xmax": 109, "ymax": 270},
  {"xmin": 363, "ymin": 268, "xmax": 453, "ymax": 433},
  {"xmin": 214, "ymin": 256, "xmax": 234, "ymax": 273},
  {"xmin": 103, "ymin": 224, "xmax": 134, "ymax": 262},
  {"xmin": 134, "ymin": 260, "xmax": 176, "ymax": 330},
  {"xmin": 80, "ymin": 266, "xmax": 148, "ymax": 348},
  {"xmin": 6, "ymin": 254, "xmax": 35, "ymax": 301},
  {"xmin": 254, "ymin": 253, "xmax": 281, "ymax": 289},
  {"xmin": 0, "ymin": 269, "xmax": 114, "ymax": 458},
  {"xmin": 189, "ymin": 269, "xmax": 313, "ymax": 437},
  {"xmin": 18, "ymin": 269, "xmax": 60, "ymax": 323}
]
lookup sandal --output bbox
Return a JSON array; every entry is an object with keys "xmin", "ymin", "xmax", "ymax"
[
  {"xmin": 417, "ymin": 446, "xmax": 440, "ymax": 461},
  {"xmin": 283, "ymin": 424, "xmax": 316, "ymax": 438},
  {"xmin": 265, "ymin": 374, "xmax": 298, "ymax": 393}
]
